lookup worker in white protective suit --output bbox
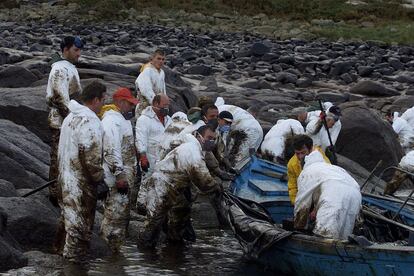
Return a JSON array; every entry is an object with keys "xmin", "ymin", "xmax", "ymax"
[
  {"xmin": 294, "ymin": 150, "xmax": 362, "ymax": 240},
  {"xmin": 261, "ymin": 119, "xmax": 305, "ymax": 164},
  {"xmin": 385, "ymin": 150, "xmax": 414, "ymax": 195},
  {"xmin": 137, "ymin": 125, "xmax": 221, "ymax": 248},
  {"xmin": 46, "ymin": 36, "xmax": 83, "ymax": 209},
  {"xmin": 57, "ymin": 81, "xmax": 106, "ymax": 263},
  {"xmin": 292, "ymin": 102, "xmax": 334, "ymax": 126},
  {"xmin": 100, "ymin": 87, "xmax": 138, "ymax": 253},
  {"xmin": 181, "ymin": 104, "xmax": 219, "ymax": 134},
  {"xmin": 158, "ymin": 111, "xmax": 192, "ymax": 159},
  {"xmin": 385, "ymin": 111, "xmax": 414, "ymax": 154},
  {"xmin": 135, "ymin": 49, "xmax": 167, "ymax": 117},
  {"xmin": 306, "ymin": 105, "xmax": 342, "ymax": 152},
  {"xmin": 136, "ymin": 94, "xmax": 172, "ymax": 176},
  {"xmin": 401, "ymin": 106, "xmax": 414, "ymax": 127},
  {"xmin": 215, "ymin": 98, "xmax": 263, "ymax": 167}
]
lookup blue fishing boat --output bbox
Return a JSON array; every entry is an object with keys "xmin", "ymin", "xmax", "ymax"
[{"xmin": 225, "ymin": 156, "xmax": 414, "ymax": 275}]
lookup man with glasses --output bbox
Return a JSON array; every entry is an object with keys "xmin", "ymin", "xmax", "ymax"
[{"xmin": 135, "ymin": 49, "xmax": 167, "ymax": 117}]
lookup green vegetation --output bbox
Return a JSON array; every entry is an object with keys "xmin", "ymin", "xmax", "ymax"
[{"xmin": 63, "ymin": 0, "xmax": 414, "ymax": 44}]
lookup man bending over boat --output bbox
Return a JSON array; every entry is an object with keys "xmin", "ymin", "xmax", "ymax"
[
  {"xmin": 287, "ymin": 135, "xmax": 330, "ymax": 204},
  {"xmin": 294, "ymin": 150, "xmax": 362, "ymax": 240}
]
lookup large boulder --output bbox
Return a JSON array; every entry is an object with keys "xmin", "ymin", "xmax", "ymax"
[
  {"xmin": 349, "ymin": 80, "xmax": 399, "ymax": 97},
  {"xmin": 0, "ymin": 208, "xmax": 28, "ymax": 271},
  {"xmin": 0, "ymin": 197, "xmax": 59, "ymax": 251},
  {"xmin": 0, "ymin": 85, "xmax": 50, "ymax": 144},
  {"xmin": 0, "ymin": 120, "xmax": 49, "ymax": 190},
  {"xmin": 336, "ymin": 102, "xmax": 404, "ymax": 180},
  {"xmin": 0, "ymin": 66, "xmax": 38, "ymax": 88}
]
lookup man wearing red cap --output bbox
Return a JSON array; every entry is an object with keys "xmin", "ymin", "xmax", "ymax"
[{"xmin": 100, "ymin": 87, "xmax": 138, "ymax": 253}]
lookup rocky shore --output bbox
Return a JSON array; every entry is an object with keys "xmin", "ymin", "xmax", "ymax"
[{"xmin": 0, "ymin": 0, "xmax": 412, "ymax": 272}]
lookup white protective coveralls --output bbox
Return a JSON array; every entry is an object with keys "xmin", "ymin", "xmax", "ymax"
[
  {"xmin": 158, "ymin": 112, "xmax": 192, "ymax": 159},
  {"xmin": 216, "ymin": 104, "xmax": 263, "ymax": 166},
  {"xmin": 138, "ymin": 136, "xmax": 220, "ymax": 246},
  {"xmin": 294, "ymin": 151, "xmax": 362, "ymax": 240},
  {"xmin": 401, "ymin": 106, "xmax": 414, "ymax": 127},
  {"xmin": 100, "ymin": 109, "xmax": 137, "ymax": 252},
  {"xmin": 135, "ymin": 105, "xmax": 172, "ymax": 175},
  {"xmin": 58, "ymin": 100, "xmax": 103, "ymax": 262},
  {"xmin": 46, "ymin": 59, "xmax": 82, "ymax": 202},
  {"xmin": 135, "ymin": 63, "xmax": 166, "ymax": 117},
  {"xmin": 392, "ymin": 113, "xmax": 414, "ymax": 153},
  {"xmin": 260, "ymin": 119, "xmax": 304, "ymax": 163},
  {"xmin": 306, "ymin": 114, "xmax": 342, "ymax": 151},
  {"xmin": 385, "ymin": 150, "xmax": 414, "ymax": 195}
]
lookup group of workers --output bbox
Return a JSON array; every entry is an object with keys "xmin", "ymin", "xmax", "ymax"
[{"xmin": 44, "ymin": 36, "xmax": 411, "ymax": 264}]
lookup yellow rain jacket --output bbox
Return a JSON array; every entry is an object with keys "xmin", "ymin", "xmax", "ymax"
[{"xmin": 287, "ymin": 146, "xmax": 330, "ymax": 204}]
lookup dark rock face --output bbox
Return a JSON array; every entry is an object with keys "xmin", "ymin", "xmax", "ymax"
[
  {"xmin": 0, "ymin": 120, "xmax": 49, "ymax": 189},
  {"xmin": 0, "ymin": 180, "xmax": 17, "ymax": 197},
  {"xmin": 0, "ymin": 66, "xmax": 38, "ymax": 88},
  {"xmin": 336, "ymin": 102, "xmax": 404, "ymax": 180},
  {"xmin": 0, "ymin": 208, "xmax": 28, "ymax": 271},
  {"xmin": 0, "ymin": 197, "xmax": 58, "ymax": 251}
]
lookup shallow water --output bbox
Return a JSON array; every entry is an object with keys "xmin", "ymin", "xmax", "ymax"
[{"xmin": 86, "ymin": 228, "xmax": 271, "ymax": 276}]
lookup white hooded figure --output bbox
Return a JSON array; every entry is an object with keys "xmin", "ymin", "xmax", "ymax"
[
  {"xmin": 138, "ymin": 134, "xmax": 220, "ymax": 247},
  {"xmin": 158, "ymin": 112, "xmax": 192, "ymax": 159},
  {"xmin": 58, "ymin": 100, "xmax": 103, "ymax": 261},
  {"xmin": 401, "ymin": 106, "xmax": 414, "ymax": 127},
  {"xmin": 135, "ymin": 63, "xmax": 166, "ymax": 117},
  {"xmin": 306, "ymin": 110, "xmax": 342, "ymax": 151},
  {"xmin": 100, "ymin": 108, "xmax": 137, "ymax": 252},
  {"xmin": 216, "ymin": 103, "xmax": 263, "ymax": 166},
  {"xmin": 391, "ymin": 112, "xmax": 414, "ymax": 153},
  {"xmin": 294, "ymin": 151, "xmax": 362, "ymax": 240},
  {"xmin": 135, "ymin": 105, "xmax": 172, "ymax": 176},
  {"xmin": 260, "ymin": 119, "xmax": 305, "ymax": 163}
]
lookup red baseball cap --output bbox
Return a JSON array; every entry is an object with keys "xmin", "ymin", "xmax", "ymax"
[{"xmin": 113, "ymin": 87, "xmax": 139, "ymax": 105}]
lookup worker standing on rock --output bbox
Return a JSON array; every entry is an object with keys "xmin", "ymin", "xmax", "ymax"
[
  {"xmin": 136, "ymin": 94, "xmax": 172, "ymax": 177},
  {"xmin": 137, "ymin": 125, "xmax": 221, "ymax": 248},
  {"xmin": 261, "ymin": 118, "xmax": 305, "ymax": 165},
  {"xmin": 100, "ymin": 87, "xmax": 138, "ymax": 253},
  {"xmin": 135, "ymin": 49, "xmax": 167, "ymax": 117},
  {"xmin": 57, "ymin": 81, "xmax": 106, "ymax": 263},
  {"xmin": 294, "ymin": 150, "xmax": 362, "ymax": 240},
  {"xmin": 135, "ymin": 94, "xmax": 171, "ymax": 210},
  {"xmin": 287, "ymin": 135, "xmax": 330, "ymax": 205},
  {"xmin": 46, "ymin": 36, "xmax": 83, "ymax": 207},
  {"xmin": 306, "ymin": 105, "xmax": 342, "ymax": 153},
  {"xmin": 385, "ymin": 111, "xmax": 414, "ymax": 154}
]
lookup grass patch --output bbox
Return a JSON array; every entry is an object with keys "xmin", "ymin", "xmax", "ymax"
[{"xmin": 313, "ymin": 21, "xmax": 414, "ymax": 44}]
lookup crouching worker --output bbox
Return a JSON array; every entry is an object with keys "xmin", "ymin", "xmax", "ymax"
[
  {"xmin": 384, "ymin": 150, "xmax": 414, "ymax": 195},
  {"xmin": 100, "ymin": 88, "xmax": 138, "ymax": 253},
  {"xmin": 294, "ymin": 150, "xmax": 362, "ymax": 240},
  {"xmin": 137, "ymin": 125, "xmax": 222, "ymax": 248},
  {"xmin": 287, "ymin": 135, "xmax": 330, "ymax": 205},
  {"xmin": 58, "ymin": 81, "xmax": 106, "ymax": 263}
]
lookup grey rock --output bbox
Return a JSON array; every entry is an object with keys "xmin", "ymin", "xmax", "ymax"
[
  {"xmin": 357, "ymin": 66, "xmax": 373, "ymax": 77},
  {"xmin": 239, "ymin": 80, "xmax": 261, "ymax": 89},
  {"xmin": 350, "ymin": 80, "xmax": 399, "ymax": 97},
  {"xmin": 296, "ymin": 77, "xmax": 312, "ymax": 88},
  {"xmin": 330, "ymin": 61, "xmax": 354, "ymax": 76},
  {"xmin": 185, "ymin": 64, "xmax": 212, "ymax": 76},
  {"xmin": 0, "ymin": 197, "xmax": 59, "ymax": 251},
  {"xmin": 0, "ymin": 120, "xmax": 49, "ymax": 189},
  {"xmin": 0, "ymin": 179, "xmax": 17, "ymax": 197},
  {"xmin": 336, "ymin": 102, "xmax": 404, "ymax": 180},
  {"xmin": 388, "ymin": 57, "xmax": 403, "ymax": 71},
  {"xmin": 0, "ymin": 66, "xmax": 38, "ymax": 88},
  {"xmin": 250, "ymin": 42, "xmax": 270, "ymax": 56},
  {"xmin": 275, "ymin": 72, "xmax": 298, "ymax": 84},
  {"xmin": 278, "ymin": 55, "xmax": 295, "ymax": 65}
]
